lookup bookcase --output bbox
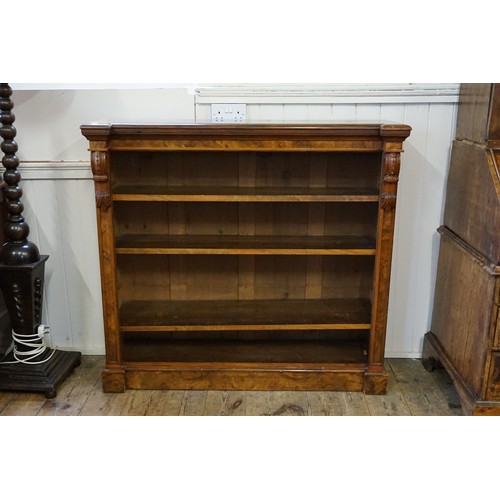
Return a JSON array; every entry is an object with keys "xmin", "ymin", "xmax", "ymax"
[{"xmin": 81, "ymin": 123, "xmax": 411, "ymax": 394}]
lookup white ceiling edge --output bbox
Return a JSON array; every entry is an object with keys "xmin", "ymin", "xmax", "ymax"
[{"xmin": 10, "ymin": 82, "xmax": 459, "ymax": 91}]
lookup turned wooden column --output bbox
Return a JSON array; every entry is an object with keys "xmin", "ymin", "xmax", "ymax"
[{"xmin": 0, "ymin": 84, "xmax": 40, "ymax": 263}]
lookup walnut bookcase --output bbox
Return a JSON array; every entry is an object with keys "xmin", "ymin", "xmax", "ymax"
[{"xmin": 81, "ymin": 123, "xmax": 411, "ymax": 394}]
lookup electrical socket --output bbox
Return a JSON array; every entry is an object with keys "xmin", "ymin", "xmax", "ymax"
[{"xmin": 211, "ymin": 104, "xmax": 247, "ymax": 123}]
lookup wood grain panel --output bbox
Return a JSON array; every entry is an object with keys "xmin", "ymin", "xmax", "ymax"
[
  {"xmin": 489, "ymin": 83, "xmax": 500, "ymax": 140},
  {"xmin": 487, "ymin": 352, "xmax": 500, "ymax": 398},
  {"xmin": 444, "ymin": 142, "xmax": 500, "ymax": 264},
  {"xmin": 455, "ymin": 83, "xmax": 492, "ymax": 143},
  {"xmin": 112, "ymin": 186, "xmax": 380, "ymax": 202},
  {"xmin": 430, "ymin": 233, "xmax": 496, "ymax": 396},
  {"xmin": 114, "ymin": 234, "xmax": 376, "ymax": 255},
  {"xmin": 124, "ymin": 366, "xmax": 366, "ymax": 392},
  {"xmin": 121, "ymin": 335, "xmax": 370, "ymax": 363},
  {"xmin": 119, "ymin": 298, "xmax": 372, "ymax": 331}
]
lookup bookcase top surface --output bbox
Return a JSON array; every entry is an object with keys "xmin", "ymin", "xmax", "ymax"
[{"xmin": 81, "ymin": 122, "xmax": 411, "ymax": 140}]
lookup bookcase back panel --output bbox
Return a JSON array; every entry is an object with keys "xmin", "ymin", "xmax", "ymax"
[
  {"xmin": 116, "ymin": 254, "xmax": 374, "ymax": 302},
  {"xmin": 123, "ymin": 329, "xmax": 370, "ymax": 341},
  {"xmin": 113, "ymin": 202, "xmax": 378, "ymax": 239},
  {"xmin": 121, "ymin": 330, "xmax": 371, "ymax": 364},
  {"xmin": 111, "ymin": 151, "xmax": 382, "ymax": 192},
  {"xmin": 323, "ymin": 203, "xmax": 378, "ymax": 237}
]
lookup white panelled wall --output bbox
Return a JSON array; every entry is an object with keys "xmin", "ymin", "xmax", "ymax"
[{"xmin": 7, "ymin": 85, "xmax": 458, "ymax": 356}]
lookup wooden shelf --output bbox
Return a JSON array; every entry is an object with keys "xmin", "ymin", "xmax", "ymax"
[
  {"xmin": 119, "ymin": 298, "xmax": 372, "ymax": 331},
  {"xmin": 115, "ymin": 234, "xmax": 377, "ymax": 255},
  {"xmin": 112, "ymin": 186, "xmax": 379, "ymax": 203}
]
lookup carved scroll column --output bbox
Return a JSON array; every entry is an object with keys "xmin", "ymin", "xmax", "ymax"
[
  {"xmin": 89, "ymin": 140, "xmax": 124, "ymax": 392},
  {"xmin": 365, "ymin": 125, "xmax": 411, "ymax": 394},
  {"xmin": 0, "ymin": 83, "xmax": 81, "ymax": 398}
]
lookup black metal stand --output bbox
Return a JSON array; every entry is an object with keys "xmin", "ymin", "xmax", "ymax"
[{"xmin": 0, "ymin": 83, "xmax": 81, "ymax": 398}]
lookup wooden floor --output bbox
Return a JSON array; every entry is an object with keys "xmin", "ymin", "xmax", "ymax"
[{"xmin": 0, "ymin": 356, "xmax": 463, "ymax": 416}]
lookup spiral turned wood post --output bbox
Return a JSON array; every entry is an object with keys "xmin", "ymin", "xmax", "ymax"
[{"xmin": 0, "ymin": 84, "xmax": 41, "ymax": 265}]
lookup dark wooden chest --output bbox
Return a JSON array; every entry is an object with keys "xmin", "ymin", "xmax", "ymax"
[{"xmin": 423, "ymin": 83, "xmax": 500, "ymax": 415}]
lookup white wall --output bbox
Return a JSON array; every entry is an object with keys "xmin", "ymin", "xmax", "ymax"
[{"xmin": 7, "ymin": 84, "xmax": 459, "ymax": 356}]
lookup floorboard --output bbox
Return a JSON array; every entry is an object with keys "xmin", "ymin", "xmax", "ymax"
[
  {"xmin": 204, "ymin": 391, "xmax": 247, "ymax": 416},
  {"xmin": 0, "ymin": 356, "xmax": 464, "ymax": 416},
  {"xmin": 389, "ymin": 358, "xmax": 457, "ymax": 416}
]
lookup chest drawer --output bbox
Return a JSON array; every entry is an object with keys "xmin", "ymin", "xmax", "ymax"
[{"xmin": 487, "ymin": 351, "xmax": 500, "ymax": 399}]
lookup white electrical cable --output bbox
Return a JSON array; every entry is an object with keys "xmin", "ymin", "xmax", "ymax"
[{"xmin": 0, "ymin": 325, "xmax": 56, "ymax": 365}]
